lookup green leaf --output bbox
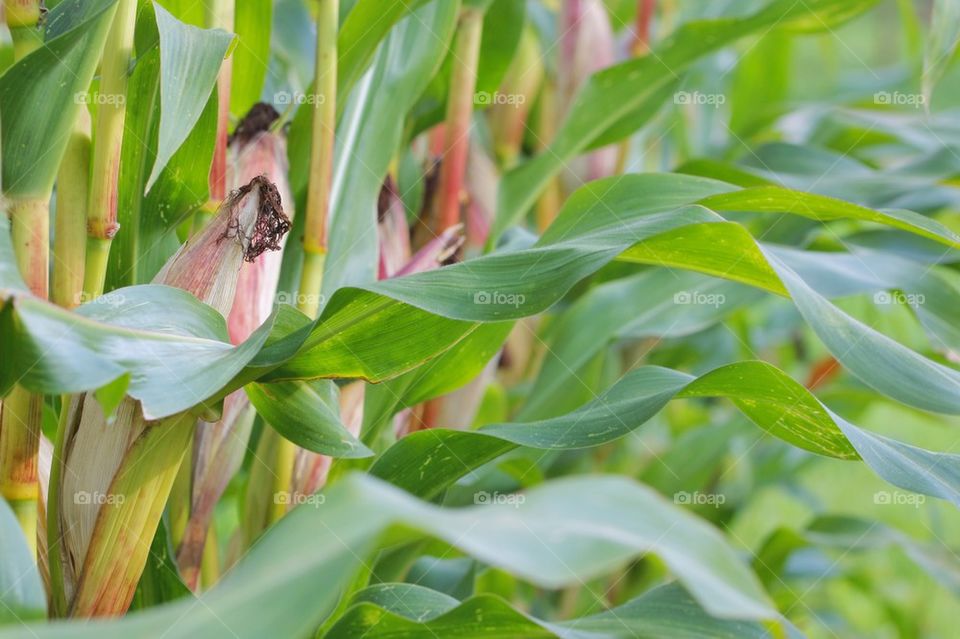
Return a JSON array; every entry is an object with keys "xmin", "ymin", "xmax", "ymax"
[
  {"xmin": 246, "ymin": 380, "xmax": 372, "ymax": 458},
  {"xmin": 6, "ymin": 174, "xmax": 960, "ymax": 426},
  {"xmin": 109, "ymin": 3, "xmax": 222, "ymax": 289},
  {"xmin": 145, "ymin": 2, "xmax": 234, "ymax": 191},
  {"xmin": 373, "ymin": 360, "xmax": 960, "ymax": 509},
  {"xmin": 337, "ymin": 0, "xmax": 432, "ymax": 101},
  {"xmin": 319, "ymin": 0, "xmax": 460, "ymax": 297},
  {"xmin": 328, "ymin": 583, "xmax": 798, "ymax": 639},
  {"xmin": 922, "ymin": 0, "xmax": 960, "ymax": 103},
  {"xmin": 0, "ymin": 498, "xmax": 45, "ymax": 623},
  {"xmin": 230, "ymin": 0, "xmax": 272, "ymax": 119},
  {"xmin": 494, "ymin": 0, "xmax": 880, "ymax": 239},
  {"xmin": 521, "ymin": 270, "xmax": 762, "ymax": 420},
  {"xmin": 756, "ymin": 517, "xmax": 960, "ymax": 596},
  {"xmin": 128, "ymin": 516, "xmax": 193, "ymax": 611},
  {"xmin": 0, "ymin": 0, "xmax": 118, "ymax": 197},
  {"xmin": 0, "ymin": 474, "xmax": 778, "ymax": 637}
]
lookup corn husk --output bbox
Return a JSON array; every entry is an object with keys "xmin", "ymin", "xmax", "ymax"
[
  {"xmin": 489, "ymin": 26, "xmax": 544, "ymax": 168},
  {"xmin": 178, "ymin": 104, "xmax": 294, "ymax": 588},
  {"xmin": 558, "ymin": 0, "xmax": 618, "ymax": 186},
  {"xmin": 55, "ymin": 175, "xmax": 289, "ymax": 616}
]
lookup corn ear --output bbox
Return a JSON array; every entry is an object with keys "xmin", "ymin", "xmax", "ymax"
[
  {"xmin": 179, "ymin": 105, "xmax": 295, "ymax": 587},
  {"xmin": 53, "ymin": 176, "xmax": 290, "ymax": 616}
]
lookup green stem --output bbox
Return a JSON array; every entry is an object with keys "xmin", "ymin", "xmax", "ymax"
[
  {"xmin": 2, "ymin": 196, "xmax": 50, "ymax": 553},
  {"xmin": 0, "ymin": 387, "xmax": 41, "ymax": 557},
  {"xmin": 271, "ymin": 0, "xmax": 339, "ymax": 526},
  {"xmin": 4, "ymin": 0, "xmax": 43, "ymax": 60},
  {"xmin": 300, "ymin": 0, "xmax": 338, "ymax": 259},
  {"xmin": 53, "ymin": 109, "xmax": 92, "ymax": 308},
  {"xmin": 82, "ymin": 237, "xmax": 112, "ymax": 299},
  {"xmin": 268, "ymin": 434, "xmax": 297, "ymax": 524},
  {"xmin": 83, "ymin": 0, "xmax": 137, "ymax": 299},
  {"xmin": 46, "ymin": 396, "xmax": 72, "ymax": 617}
]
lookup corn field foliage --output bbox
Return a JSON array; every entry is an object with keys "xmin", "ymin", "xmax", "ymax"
[{"xmin": 1, "ymin": 0, "xmax": 960, "ymax": 637}]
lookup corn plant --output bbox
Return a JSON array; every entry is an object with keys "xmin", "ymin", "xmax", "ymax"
[{"xmin": 2, "ymin": 0, "xmax": 960, "ymax": 637}]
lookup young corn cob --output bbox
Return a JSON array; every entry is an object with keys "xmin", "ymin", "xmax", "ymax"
[
  {"xmin": 558, "ymin": 0, "xmax": 617, "ymax": 186},
  {"xmin": 52, "ymin": 175, "xmax": 289, "ymax": 617},
  {"xmin": 488, "ymin": 26, "xmax": 544, "ymax": 169},
  {"xmin": 176, "ymin": 104, "xmax": 295, "ymax": 589}
]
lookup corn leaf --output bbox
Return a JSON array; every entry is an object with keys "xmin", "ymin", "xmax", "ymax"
[
  {"xmin": 0, "ymin": 498, "xmax": 44, "ymax": 623},
  {"xmin": 0, "ymin": 473, "xmax": 779, "ymax": 637},
  {"xmin": 0, "ymin": 0, "xmax": 117, "ymax": 197}
]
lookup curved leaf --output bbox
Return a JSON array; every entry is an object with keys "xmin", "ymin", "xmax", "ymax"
[
  {"xmin": 145, "ymin": 3, "xmax": 234, "ymax": 191},
  {"xmin": 246, "ymin": 380, "xmax": 372, "ymax": 458},
  {"xmin": 372, "ymin": 361, "xmax": 960, "ymax": 509},
  {"xmin": 0, "ymin": 0, "xmax": 118, "ymax": 197},
  {"xmin": 327, "ymin": 583, "xmax": 796, "ymax": 639},
  {"xmin": 0, "ymin": 474, "xmax": 778, "ymax": 637}
]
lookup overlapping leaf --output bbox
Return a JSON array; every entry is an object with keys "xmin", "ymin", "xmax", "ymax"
[
  {"xmin": 4, "ymin": 174, "xmax": 960, "ymax": 429},
  {"xmin": 494, "ymin": 0, "xmax": 881, "ymax": 239},
  {"xmin": 326, "ymin": 583, "xmax": 799, "ymax": 639},
  {"xmin": 0, "ymin": 474, "xmax": 777, "ymax": 637}
]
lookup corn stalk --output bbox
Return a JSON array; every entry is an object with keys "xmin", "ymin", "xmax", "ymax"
[
  {"xmin": 52, "ymin": 109, "xmax": 93, "ymax": 309},
  {"xmin": 82, "ymin": 0, "xmax": 137, "ymax": 299},
  {"xmin": 431, "ymin": 7, "xmax": 484, "ymax": 235},
  {"xmin": 0, "ymin": 0, "xmax": 50, "ymax": 556},
  {"xmin": 4, "ymin": 0, "xmax": 43, "ymax": 59},
  {"xmin": 267, "ymin": 0, "xmax": 340, "ymax": 525}
]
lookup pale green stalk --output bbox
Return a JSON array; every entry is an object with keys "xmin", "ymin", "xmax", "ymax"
[
  {"xmin": 53, "ymin": 109, "xmax": 92, "ymax": 308},
  {"xmin": 271, "ymin": 0, "xmax": 339, "ymax": 524},
  {"xmin": 0, "ymin": 0, "xmax": 49, "ymax": 552},
  {"xmin": 4, "ymin": 0, "xmax": 43, "ymax": 60}
]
